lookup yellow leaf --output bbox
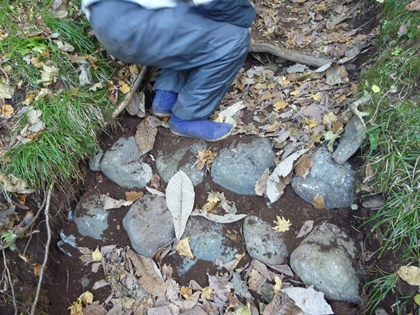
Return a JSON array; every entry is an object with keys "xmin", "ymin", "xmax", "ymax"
[
  {"xmin": 0, "ymin": 104, "xmax": 14, "ymax": 116},
  {"xmin": 312, "ymin": 194, "xmax": 325, "ymax": 209},
  {"xmin": 92, "ymin": 247, "xmax": 103, "ymax": 262},
  {"xmin": 310, "ymin": 93, "xmax": 322, "ymax": 102},
  {"xmin": 80, "ymin": 291, "xmax": 94, "ymax": 305},
  {"xmin": 175, "ymin": 237, "xmax": 194, "ymax": 259},
  {"xmin": 414, "ymin": 294, "xmax": 420, "ymax": 306},
  {"xmin": 372, "ymin": 85, "xmax": 381, "ymax": 94},
  {"xmin": 266, "ymin": 121, "xmax": 280, "ymax": 133},
  {"xmin": 290, "ymin": 89, "xmax": 301, "ymax": 96},
  {"xmin": 397, "ymin": 266, "xmax": 420, "ymax": 285},
  {"xmin": 180, "ymin": 286, "xmax": 193, "ymax": 298},
  {"xmin": 272, "ymin": 216, "xmax": 291, "ymax": 233},
  {"xmin": 202, "ymin": 286, "xmax": 214, "ymax": 299},
  {"xmin": 273, "ymin": 100, "xmax": 288, "ymax": 111},
  {"xmin": 68, "ymin": 300, "xmax": 83, "ymax": 315},
  {"xmin": 323, "ymin": 112, "xmax": 338, "ymax": 124},
  {"xmin": 119, "ymin": 81, "xmax": 131, "ymax": 94},
  {"xmin": 273, "ymin": 276, "xmax": 282, "ymax": 293},
  {"xmin": 304, "ymin": 117, "xmax": 318, "ymax": 129}
]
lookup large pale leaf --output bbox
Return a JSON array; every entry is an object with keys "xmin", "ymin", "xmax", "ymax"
[
  {"xmin": 282, "ymin": 286, "xmax": 333, "ymax": 315},
  {"xmin": 166, "ymin": 170, "xmax": 195, "ymax": 240}
]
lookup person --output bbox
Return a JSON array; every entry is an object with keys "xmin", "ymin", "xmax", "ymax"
[{"xmin": 81, "ymin": 0, "xmax": 255, "ymax": 141}]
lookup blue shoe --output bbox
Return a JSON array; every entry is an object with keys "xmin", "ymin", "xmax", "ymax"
[
  {"xmin": 169, "ymin": 115, "xmax": 232, "ymax": 142},
  {"xmin": 151, "ymin": 90, "xmax": 177, "ymax": 117}
]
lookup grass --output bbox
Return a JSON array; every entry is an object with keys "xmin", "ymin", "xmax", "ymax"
[
  {"xmin": 0, "ymin": 0, "xmax": 117, "ymax": 189},
  {"xmin": 359, "ymin": 0, "xmax": 420, "ymax": 313}
]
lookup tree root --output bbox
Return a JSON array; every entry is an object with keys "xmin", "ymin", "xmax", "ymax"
[{"xmin": 249, "ymin": 42, "xmax": 332, "ymax": 68}]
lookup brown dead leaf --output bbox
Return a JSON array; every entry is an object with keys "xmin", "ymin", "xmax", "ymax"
[
  {"xmin": 262, "ymin": 291, "xmax": 302, "ymax": 315},
  {"xmin": 406, "ymin": 0, "xmax": 420, "ymax": 11},
  {"xmin": 296, "ymin": 220, "xmax": 314, "ymax": 238},
  {"xmin": 135, "ymin": 118, "xmax": 158, "ymax": 156},
  {"xmin": 33, "ymin": 263, "xmax": 43, "ymax": 276},
  {"xmin": 294, "ymin": 154, "xmax": 313, "ymax": 178},
  {"xmin": 248, "ymin": 269, "xmax": 266, "ymax": 291},
  {"xmin": 312, "ymin": 194, "xmax": 325, "ymax": 209},
  {"xmin": 332, "ymin": 121, "xmax": 344, "ymax": 134},
  {"xmin": 363, "ymin": 161, "xmax": 374, "ymax": 183},
  {"xmin": 0, "ymin": 104, "xmax": 14, "ymax": 116},
  {"xmin": 125, "ymin": 191, "xmax": 144, "ymax": 201},
  {"xmin": 195, "ymin": 149, "xmax": 217, "ymax": 170},
  {"xmin": 82, "ymin": 301, "xmax": 107, "ymax": 315}
]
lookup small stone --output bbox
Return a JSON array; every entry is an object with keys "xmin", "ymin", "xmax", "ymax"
[
  {"xmin": 211, "ymin": 138, "xmax": 275, "ymax": 195},
  {"xmin": 88, "ymin": 147, "xmax": 103, "ymax": 172},
  {"xmin": 123, "ymin": 195, "xmax": 175, "ymax": 257},
  {"xmin": 243, "ymin": 216, "xmax": 289, "ymax": 265},
  {"xmin": 361, "ymin": 194, "xmax": 385, "ymax": 209},
  {"xmin": 333, "ymin": 115, "xmax": 366, "ymax": 164}
]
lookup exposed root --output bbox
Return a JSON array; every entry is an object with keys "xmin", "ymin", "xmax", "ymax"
[{"xmin": 30, "ymin": 183, "xmax": 53, "ymax": 315}]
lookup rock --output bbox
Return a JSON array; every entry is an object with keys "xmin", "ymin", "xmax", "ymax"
[
  {"xmin": 361, "ymin": 194, "xmax": 385, "ymax": 209},
  {"xmin": 243, "ymin": 216, "xmax": 289, "ymax": 265},
  {"xmin": 177, "ymin": 217, "xmax": 238, "ymax": 275},
  {"xmin": 89, "ymin": 147, "xmax": 103, "ymax": 172},
  {"xmin": 291, "ymin": 145, "xmax": 355, "ymax": 209},
  {"xmin": 333, "ymin": 115, "xmax": 366, "ymax": 164},
  {"xmin": 74, "ymin": 190, "xmax": 108, "ymax": 240},
  {"xmin": 123, "ymin": 195, "xmax": 175, "ymax": 257},
  {"xmin": 290, "ymin": 222, "xmax": 360, "ymax": 303},
  {"xmin": 100, "ymin": 137, "xmax": 152, "ymax": 189},
  {"xmin": 156, "ymin": 141, "xmax": 206, "ymax": 186},
  {"xmin": 211, "ymin": 138, "xmax": 275, "ymax": 195}
]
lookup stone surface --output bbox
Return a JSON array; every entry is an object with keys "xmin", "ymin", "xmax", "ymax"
[
  {"xmin": 290, "ymin": 222, "xmax": 360, "ymax": 303},
  {"xmin": 333, "ymin": 115, "xmax": 366, "ymax": 164},
  {"xmin": 291, "ymin": 145, "xmax": 355, "ymax": 209},
  {"xmin": 211, "ymin": 138, "xmax": 275, "ymax": 195},
  {"xmin": 100, "ymin": 137, "xmax": 152, "ymax": 189},
  {"xmin": 243, "ymin": 215, "xmax": 289, "ymax": 265},
  {"xmin": 123, "ymin": 195, "xmax": 175, "ymax": 257},
  {"xmin": 156, "ymin": 141, "xmax": 206, "ymax": 186},
  {"xmin": 177, "ymin": 216, "xmax": 239, "ymax": 275},
  {"xmin": 361, "ymin": 194, "xmax": 385, "ymax": 209},
  {"xmin": 74, "ymin": 189, "xmax": 108, "ymax": 240}
]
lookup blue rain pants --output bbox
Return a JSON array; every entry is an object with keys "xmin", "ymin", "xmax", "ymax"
[{"xmin": 88, "ymin": 1, "xmax": 252, "ymax": 120}]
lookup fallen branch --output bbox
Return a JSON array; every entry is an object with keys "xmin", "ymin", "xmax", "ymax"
[
  {"xmin": 112, "ymin": 66, "xmax": 149, "ymax": 119},
  {"xmin": 2, "ymin": 249, "xmax": 17, "ymax": 315},
  {"xmin": 250, "ymin": 42, "xmax": 332, "ymax": 68},
  {"xmin": 30, "ymin": 183, "xmax": 53, "ymax": 315}
]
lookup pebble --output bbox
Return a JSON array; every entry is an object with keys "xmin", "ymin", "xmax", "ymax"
[{"xmin": 211, "ymin": 138, "xmax": 275, "ymax": 195}]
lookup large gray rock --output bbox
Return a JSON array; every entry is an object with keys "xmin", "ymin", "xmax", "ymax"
[
  {"xmin": 211, "ymin": 138, "xmax": 275, "ymax": 195},
  {"xmin": 100, "ymin": 137, "xmax": 152, "ymax": 189},
  {"xmin": 74, "ymin": 190, "xmax": 108, "ymax": 240},
  {"xmin": 333, "ymin": 115, "xmax": 366, "ymax": 164},
  {"xmin": 177, "ymin": 217, "xmax": 238, "ymax": 275},
  {"xmin": 156, "ymin": 141, "xmax": 206, "ymax": 186},
  {"xmin": 243, "ymin": 216, "xmax": 289, "ymax": 265},
  {"xmin": 290, "ymin": 222, "xmax": 360, "ymax": 303},
  {"xmin": 123, "ymin": 195, "xmax": 175, "ymax": 257},
  {"xmin": 291, "ymin": 145, "xmax": 355, "ymax": 209}
]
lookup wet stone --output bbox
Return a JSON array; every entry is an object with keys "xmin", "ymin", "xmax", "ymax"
[
  {"xmin": 74, "ymin": 190, "xmax": 108, "ymax": 240},
  {"xmin": 100, "ymin": 137, "xmax": 152, "ymax": 189},
  {"xmin": 333, "ymin": 115, "xmax": 366, "ymax": 164},
  {"xmin": 243, "ymin": 215, "xmax": 289, "ymax": 265},
  {"xmin": 123, "ymin": 195, "xmax": 175, "ymax": 257},
  {"xmin": 211, "ymin": 138, "xmax": 275, "ymax": 195},
  {"xmin": 291, "ymin": 145, "xmax": 355, "ymax": 209},
  {"xmin": 177, "ymin": 216, "xmax": 239, "ymax": 275},
  {"xmin": 156, "ymin": 141, "xmax": 206, "ymax": 186},
  {"xmin": 290, "ymin": 222, "xmax": 360, "ymax": 303}
]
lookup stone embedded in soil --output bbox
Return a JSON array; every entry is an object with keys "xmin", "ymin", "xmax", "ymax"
[
  {"xmin": 333, "ymin": 115, "xmax": 366, "ymax": 164},
  {"xmin": 211, "ymin": 138, "xmax": 275, "ymax": 195},
  {"xmin": 243, "ymin": 215, "xmax": 289, "ymax": 265},
  {"xmin": 123, "ymin": 195, "xmax": 175, "ymax": 257},
  {"xmin": 100, "ymin": 136, "xmax": 152, "ymax": 189},
  {"xmin": 74, "ymin": 189, "xmax": 108, "ymax": 240},
  {"xmin": 361, "ymin": 194, "xmax": 385, "ymax": 209},
  {"xmin": 88, "ymin": 147, "xmax": 104, "ymax": 172},
  {"xmin": 290, "ymin": 222, "xmax": 360, "ymax": 303},
  {"xmin": 291, "ymin": 145, "xmax": 355, "ymax": 209},
  {"xmin": 156, "ymin": 141, "xmax": 206, "ymax": 186},
  {"xmin": 177, "ymin": 216, "xmax": 239, "ymax": 275}
]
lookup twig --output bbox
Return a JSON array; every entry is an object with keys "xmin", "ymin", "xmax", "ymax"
[
  {"xmin": 30, "ymin": 183, "xmax": 53, "ymax": 315},
  {"xmin": 249, "ymin": 42, "xmax": 332, "ymax": 68},
  {"xmin": 112, "ymin": 66, "xmax": 149, "ymax": 119},
  {"xmin": 2, "ymin": 249, "xmax": 18, "ymax": 315}
]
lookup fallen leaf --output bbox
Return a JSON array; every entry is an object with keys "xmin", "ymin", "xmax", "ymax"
[
  {"xmin": 323, "ymin": 112, "xmax": 337, "ymax": 124},
  {"xmin": 0, "ymin": 82, "xmax": 14, "ymax": 99},
  {"xmin": 372, "ymin": 85, "xmax": 381, "ymax": 94},
  {"xmin": 397, "ymin": 266, "xmax": 420, "ymax": 285},
  {"xmin": 406, "ymin": 0, "xmax": 420, "ymax": 11},
  {"xmin": 125, "ymin": 191, "xmax": 144, "ymax": 201},
  {"xmin": 296, "ymin": 220, "xmax": 314, "ymax": 238},
  {"xmin": 166, "ymin": 171, "xmax": 195, "ymax": 240},
  {"xmin": 195, "ymin": 149, "xmax": 217, "ymax": 171},
  {"xmin": 273, "ymin": 100, "xmax": 288, "ymax": 111},
  {"xmin": 363, "ymin": 161, "xmax": 374, "ymax": 183},
  {"xmin": 92, "ymin": 247, "xmax": 103, "ymax": 262},
  {"xmin": 255, "ymin": 168, "xmax": 270, "ymax": 196},
  {"xmin": 273, "ymin": 276, "xmax": 282, "ymax": 293},
  {"xmin": 248, "ymin": 269, "xmax": 266, "ymax": 291},
  {"xmin": 312, "ymin": 194, "xmax": 325, "ymax": 209},
  {"xmin": 202, "ymin": 286, "xmax": 213, "ymax": 299},
  {"xmin": 82, "ymin": 301, "xmax": 107, "ymax": 315},
  {"xmin": 0, "ymin": 174, "xmax": 35, "ymax": 194},
  {"xmin": 33, "ymin": 263, "xmax": 42, "ymax": 276},
  {"xmin": 294, "ymin": 154, "xmax": 313, "ymax": 178},
  {"xmin": 235, "ymin": 303, "xmax": 251, "ymax": 315},
  {"xmin": 191, "ymin": 209, "xmax": 246, "ymax": 223},
  {"xmin": 135, "ymin": 118, "xmax": 158, "ymax": 156},
  {"xmin": 175, "ymin": 237, "xmax": 194, "ymax": 259},
  {"xmin": 80, "ymin": 291, "xmax": 94, "ymax": 305},
  {"xmin": 118, "ymin": 80, "xmax": 130, "ymax": 94},
  {"xmin": 415, "ymin": 294, "xmax": 420, "ymax": 306},
  {"xmin": 273, "ymin": 216, "xmax": 291, "ymax": 233},
  {"xmin": 282, "ymin": 286, "xmax": 333, "ymax": 315},
  {"xmin": 100, "ymin": 194, "xmax": 134, "ymax": 210},
  {"xmin": 262, "ymin": 291, "xmax": 301, "ymax": 315},
  {"xmin": 0, "ymin": 104, "xmax": 14, "ymax": 116}
]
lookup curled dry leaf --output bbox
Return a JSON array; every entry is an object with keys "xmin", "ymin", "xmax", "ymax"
[
  {"xmin": 166, "ymin": 170, "xmax": 195, "ymax": 240},
  {"xmin": 175, "ymin": 237, "xmax": 194, "ymax": 260},
  {"xmin": 135, "ymin": 118, "xmax": 158, "ymax": 156},
  {"xmin": 312, "ymin": 194, "xmax": 325, "ymax": 209}
]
